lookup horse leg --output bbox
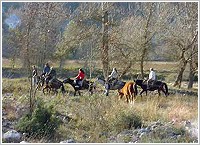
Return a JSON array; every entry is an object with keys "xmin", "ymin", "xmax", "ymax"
[
  {"xmin": 162, "ymin": 88, "xmax": 167, "ymax": 97},
  {"xmin": 55, "ymin": 89, "xmax": 58, "ymax": 95},
  {"xmin": 43, "ymin": 86, "xmax": 48, "ymax": 94},
  {"xmin": 129, "ymin": 85, "xmax": 134, "ymax": 104},
  {"xmin": 133, "ymin": 92, "xmax": 137, "ymax": 104},
  {"xmin": 105, "ymin": 89, "xmax": 109, "ymax": 96},
  {"xmin": 126, "ymin": 95, "xmax": 129, "ymax": 103},
  {"xmin": 130, "ymin": 94, "xmax": 133, "ymax": 104},
  {"xmin": 158, "ymin": 89, "xmax": 161, "ymax": 96},
  {"xmin": 118, "ymin": 92, "xmax": 123, "ymax": 101},
  {"xmin": 139, "ymin": 90, "xmax": 145, "ymax": 98}
]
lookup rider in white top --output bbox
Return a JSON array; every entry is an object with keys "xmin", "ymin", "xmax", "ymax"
[
  {"xmin": 108, "ymin": 68, "xmax": 119, "ymax": 87},
  {"xmin": 147, "ymin": 68, "xmax": 156, "ymax": 89},
  {"xmin": 149, "ymin": 68, "xmax": 156, "ymax": 80},
  {"xmin": 108, "ymin": 68, "xmax": 118, "ymax": 79}
]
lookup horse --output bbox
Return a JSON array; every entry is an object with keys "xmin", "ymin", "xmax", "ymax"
[
  {"xmin": 95, "ymin": 77, "xmax": 125, "ymax": 96},
  {"xmin": 118, "ymin": 81, "xmax": 138, "ymax": 104},
  {"xmin": 134, "ymin": 79, "xmax": 169, "ymax": 97},
  {"xmin": 63, "ymin": 78, "xmax": 95, "ymax": 96},
  {"xmin": 42, "ymin": 78, "xmax": 66, "ymax": 95},
  {"xmin": 35, "ymin": 75, "xmax": 46, "ymax": 90}
]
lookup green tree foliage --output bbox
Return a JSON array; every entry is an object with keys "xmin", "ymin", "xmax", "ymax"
[{"xmin": 16, "ymin": 99, "xmax": 62, "ymax": 139}]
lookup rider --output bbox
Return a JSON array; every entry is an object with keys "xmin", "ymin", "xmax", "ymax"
[
  {"xmin": 75, "ymin": 68, "xmax": 85, "ymax": 87},
  {"xmin": 42, "ymin": 62, "xmax": 50, "ymax": 76},
  {"xmin": 32, "ymin": 65, "xmax": 38, "ymax": 86},
  {"xmin": 108, "ymin": 68, "xmax": 119, "ymax": 87},
  {"xmin": 147, "ymin": 68, "xmax": 156, "ymax": 89},
  {"xmin": 46, "ymin": 66, "xmax": 57, "ymax": 85}
]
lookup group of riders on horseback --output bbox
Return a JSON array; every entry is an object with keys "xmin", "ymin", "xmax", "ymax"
[
  {"xmin": 32, "ymin": 63, "xmax": 85, "ymax": 88},
  {"xmin": 106, "ymin": 67, "xmax": 157, "ymax": 90},
  {"xmin": 32, "ymin": 62, "xmax": 168, "ymax": 97}
]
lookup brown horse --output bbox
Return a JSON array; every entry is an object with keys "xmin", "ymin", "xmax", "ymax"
[
  {"xmin": 42, "ymin": 78, "xmax": 66, "ymax": 95},
  {"xmin": 118, "ymin": 81, "xmax": 138, "ymax": 104}
]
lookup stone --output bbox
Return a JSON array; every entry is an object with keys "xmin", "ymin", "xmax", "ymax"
[
  {"xmin": 20, "ymin": 141, "xmax": 29, "ymax": 143},
  {"xmin": 3, "ymin": 130, "xmax": 21, "ymax": 143},
  {"xmin": 60, "ymin": 139, "xmax": 76, "ymax": 143}
]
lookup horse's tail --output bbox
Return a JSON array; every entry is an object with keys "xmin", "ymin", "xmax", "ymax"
[{"xmin": 163, "ymin": 83, "xmax": 169, "ymax": 96}]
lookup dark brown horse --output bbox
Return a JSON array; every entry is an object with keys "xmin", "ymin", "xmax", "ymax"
[
  {"xmin": 63, "ymin": 78, "xmax": 95, "ymax": 96},
  {"xmin": 35, "ymin": 75, "xmax": 45, "ymax": 90},
  {"xmin": 135, "ymin": 79, "xmax": 169, "ymax": 97},
  {"xmin": 118, "ymin": 81, "xmax": 138, "ymax": 104},
  {"xmin": 42, "ymin": 78, "xmax": 66, "ymax": 95}
]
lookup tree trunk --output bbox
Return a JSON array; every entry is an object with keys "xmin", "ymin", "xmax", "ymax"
[
  {"xmin": 101, "ymin": 7, "xmax": 109, "ymax": 79},
  {"xmin": 174, "ymin": 31, "xmax": 198, "ymax": 88},
  {"xmin": 23, "ymin": 25, "xmax": 31, "ymax": 75},
  {"xmin": 187, "ymin": 70, "xmax": 195, "ymax": 89},
  {"xmin": 59, "ymin": 57, "xmax": 65, "ymax": 69},
  {"xmin": 173, "ymin": 57, "xmax": 187, "ymax": 88},
  {"xmin": 187, "ymin": 53, "xmax": 195, "ymax": 89},
  {"xmin": 140, "ymin": 4, "xmax": 153, "ymax": 79},
  {"xmin": 119, "ymin": 61, "xmax": 132, "ymax": 79},
  {"xmin": 140, "ymin": 48, "xmax": 146, "ymax": 79}
]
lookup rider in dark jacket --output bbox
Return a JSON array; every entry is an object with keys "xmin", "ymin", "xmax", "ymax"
[
  {"xmin": 46, "ymin": 67, "xmax": 56, "ymax": 85},
  {"xmin": 42, "ymin": 63, "xmax": 50, "ymax": 76}
]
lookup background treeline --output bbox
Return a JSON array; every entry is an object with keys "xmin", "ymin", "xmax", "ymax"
[{"xmin": 2, "ymin": 2, "xmax": 198, "ymax": 88}]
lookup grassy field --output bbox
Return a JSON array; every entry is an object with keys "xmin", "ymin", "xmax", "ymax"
[
  {"xmin": 2, "ymin": 76, "xmax": 198, "ymax": 143},
  {"xmin": 2, "ymin": 58, "xmax": 198, "ymax": 143},
  {"xmin": 2, "ymin": 57, "xmax": 197, "ymax": 84}
]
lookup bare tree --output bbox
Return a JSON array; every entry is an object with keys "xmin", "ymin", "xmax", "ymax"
[
  {"xmin": 160, "ymin": 2, "xmax": 198, "ymax": 88},
  {"xmin": 188, "ymin": 43, "xmax": 198, "ymax": 89},
  {"xmin": 19, "ymin": 3, "xmax": 39, "ymax": 73},
  {"xmin": 101, "ymin": 2, "xmax": 109, "ymax": 79}
]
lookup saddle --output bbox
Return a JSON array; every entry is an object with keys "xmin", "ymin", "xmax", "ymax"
[
  {"xmin": 74, "ymin": 79, "xmax": 84, "ymax": 88},
  {"xmin": 148, "ymin": 80, "xmax": 158, "ymax": 88}
]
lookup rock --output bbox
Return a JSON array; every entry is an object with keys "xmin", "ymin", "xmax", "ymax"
[
  {"xmin": 139, "ymin": 132, "xmax": 146, "ymax": 138},
  {"xmin": 60, "ymin": 139, "xmax": 76, "ymax": 143},
  {"xmin": 2, "ymin": 111, "xmax": 7, "ymax": 116},
  {"xmin": 3, "ymin": 130, "xmax": 21, "ymax": 143},
  {"xmin": 151, "ymin": 124, "xmax": 158, "ymax": 130},
  {"xmin": 184, "ymin": 120, "xmax": 192, "ymax": 127},
  {"xmin": 108, "ymin": 136, "xmax": 117, "ymax": 143},
  {"xmin": 116, "ymin": 130, "xmax": 134, "ymax": 143},
  {"xmin": 20, "ymin": 141, "xmax": 29, "ymax": 143}
]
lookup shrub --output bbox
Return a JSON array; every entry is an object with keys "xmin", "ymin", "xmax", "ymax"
[
  {"xmin": 111, "ymin": 111, "xmax": 142, "ymax": 133},
  {"xmin": 16, "ymin": 99, "xmax": 62, "ymax": 139}
]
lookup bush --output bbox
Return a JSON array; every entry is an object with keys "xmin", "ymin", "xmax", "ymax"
[
  {"xmin": 111, "ymin": 111, "xmax": 142, "ymax": 133},
  {"xmin": 16, "ymin": 99, "xmax": 62, "ymax": 139}
]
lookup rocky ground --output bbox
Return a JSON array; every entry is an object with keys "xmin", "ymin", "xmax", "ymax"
[{"xmin": 2, "ymin": 92, "xmax": 198, "ymax": 143}]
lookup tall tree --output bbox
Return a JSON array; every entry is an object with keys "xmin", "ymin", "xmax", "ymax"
[
  {"xmin": 161, "ymin": 2, "xmax": 198, "ymax": 88},
  {"xmin": 101, "ymin": 2, "xmax": 109, "ymax": 79}
]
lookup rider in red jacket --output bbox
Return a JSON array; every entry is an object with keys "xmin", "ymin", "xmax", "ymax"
[{"xmin": 75, "ymin": 68, "xmax": 85, "ymax": 87}]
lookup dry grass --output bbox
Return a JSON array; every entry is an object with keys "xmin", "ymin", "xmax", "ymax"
[
  {"xmin": 2, "ymin": 61, "xmax": 198, "ymax": 143},
  {"xmin": 2, "ymin": 58, "xmax": 178, "ymax": 71}
]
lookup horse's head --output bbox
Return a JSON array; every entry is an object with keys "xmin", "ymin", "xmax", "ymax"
[
  {"xmin": 135, "ymin": 79, "xmax": 144, "ymax": 86},
  {"xmin": 96, "ymin": 77, "xmax": 106, "ymax": 85},
  {"xmin": 63, "ymin": 78, "xmax": 71, "ymax": 84}
]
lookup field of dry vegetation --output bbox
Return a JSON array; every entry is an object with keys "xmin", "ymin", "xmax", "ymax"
[{"xmin": 2, "ymin": 60, "xmax": 198, "ymax": 143}]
